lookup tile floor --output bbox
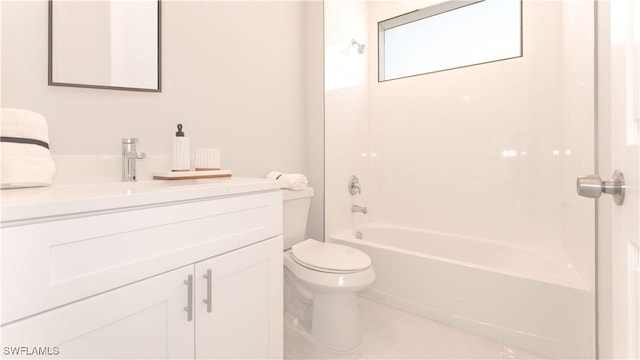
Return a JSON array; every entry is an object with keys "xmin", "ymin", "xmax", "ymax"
[{"xmin": 284, "ymin": 296, "xmax": 547, "ymax": 360}]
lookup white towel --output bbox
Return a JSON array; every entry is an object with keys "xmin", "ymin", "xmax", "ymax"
[
  {"xmin": 1, "ymin": 108, "xmax": 56, "ymax": 188},
  {"xmin": 266, "ymin": 171, "xmax": 308, "ymax": 190}
]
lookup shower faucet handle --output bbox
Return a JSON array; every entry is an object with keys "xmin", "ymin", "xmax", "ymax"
[{"xmin": 349, "ymin": 175, "xmax": 361, "ymax": 195}]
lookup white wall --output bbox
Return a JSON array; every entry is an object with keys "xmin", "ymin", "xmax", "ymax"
[{"xmin": 2, "ymin": 0, "xmax": 308, "ymax": 179}]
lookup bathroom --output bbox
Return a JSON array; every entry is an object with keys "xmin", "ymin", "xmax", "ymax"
[{"xmin": 1, "ymin": 0, "xmax": 638, "ymax": 359}]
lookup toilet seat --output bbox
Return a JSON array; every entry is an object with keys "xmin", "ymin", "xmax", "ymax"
[
  {"xmin": 291, "ymin": 239, "xmax": 371, "ymax": 274},
  {"xmin": 284, "ymin": 251, "xmax": 376, "ymax": 291}
]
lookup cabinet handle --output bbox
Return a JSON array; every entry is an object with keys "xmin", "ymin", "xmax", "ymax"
[
  {"xmin": 183, "ymin": 274, "xmax": 193, "ymax": 322},
  {"xmin": 202, "ymin": 269, "xmax": 212, "ymax": 313}
]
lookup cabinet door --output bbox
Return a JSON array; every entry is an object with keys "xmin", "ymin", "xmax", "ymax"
[
  {"xmin": 195, "ymin": 236, "xmax": 283, "ymax": 359},
  {"xmin": 2, "ymin": 266, "xmax": 194, "ymax": 359}
]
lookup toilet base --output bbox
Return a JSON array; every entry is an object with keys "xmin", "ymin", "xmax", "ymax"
[
  {"xmin": 310, "ymin": 292, "xmax": 361, "ymax": 351},
  {"xmin": 283, "ymin": 251, "xmax": 375, "ymax": 352}
]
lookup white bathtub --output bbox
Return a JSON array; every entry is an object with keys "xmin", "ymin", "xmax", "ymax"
[{"xmin": 331, "ymin": 224, "xmax": 594, "ymax": 359}]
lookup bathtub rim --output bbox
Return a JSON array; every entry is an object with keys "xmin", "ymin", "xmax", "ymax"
[{"xmin": 330, "ymin": 222, "xmax": 590, "ymax": 291}]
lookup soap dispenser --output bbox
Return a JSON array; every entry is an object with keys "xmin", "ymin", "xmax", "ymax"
[{"xmin": 171, "ymin": 124, "xmax": 190, "ymax": 171}]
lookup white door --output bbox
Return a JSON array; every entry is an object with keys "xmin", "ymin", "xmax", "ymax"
[
  {"xmin": 1, "ymin": 265, "xmax": 195, "ymax": 359},
  {"xmin": 595, "ymin": 0, "xmax": 640, "ymax": 358},
  {"xmin": 194, "ymin": 236, "xmax": 283, "ymax": 360}
]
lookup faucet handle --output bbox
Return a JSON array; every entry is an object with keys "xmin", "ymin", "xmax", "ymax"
[
  {"xmin": 122, "ymin": 137, "xmax": 139, "ymax": 144},
  {"xmin": 126, "ymin": 151, "xmax": 146, "ymax": 160},
  {"xmin": 349, "ymin": 175, "xmax": 362, "ymax": 195}
]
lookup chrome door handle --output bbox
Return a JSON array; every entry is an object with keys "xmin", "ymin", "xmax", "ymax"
[
  {"xmin": 183, "ymin": 274, "xmax": 193, "ymax": 322},
  {"xmin": 202, "ymin": 269, "xmax": 212, "ymax": 313},
  {"xmin": 577, "ymin": 170, "xmax": 625, "ymax": 205}
]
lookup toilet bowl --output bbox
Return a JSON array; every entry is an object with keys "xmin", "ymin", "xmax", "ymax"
[
  {"xmin": 281, "ymin": 188, "xmax": 375, "ymax": 351},
  {"xmin": 284, "ymin": 240, "xmax": 375, "ymax": 351}
]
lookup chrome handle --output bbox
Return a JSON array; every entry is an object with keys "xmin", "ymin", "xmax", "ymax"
[
  {"xmin": 122, "ymin": 137, "xmax": 139, "ymax": 144},
  {"xmin": 577, "ymin": 170, "xmax": 625, "ymax": 205},
  {"xmin": 349, "ymin": 175, "xmax": 361, "ymax": 195},
  {"xmin": 352, "ymin": 204, "xmax": 368, "ymax": 214},
  {"xmin": 202, "ymin": 269, "xmax": 212, "ymax": 313},
  {"xmin": 183, "ymin": 275, "xmax": 193, "ymax": 322},
  {"xmin": 126, "ymin": 151, "xmax": 146, "ymax": 160}
]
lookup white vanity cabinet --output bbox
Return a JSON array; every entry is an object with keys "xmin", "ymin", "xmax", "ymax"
[
  {"xmin": 1, "ymin": 179, "xmax": 284, "ymax": 359},
  {"xmin": 2, "ymin": 265, "xmax": 196, "ymax": 359},
  {"xmin": 2, "ymin": 237, "xmax": 282, "ymax": 359}
]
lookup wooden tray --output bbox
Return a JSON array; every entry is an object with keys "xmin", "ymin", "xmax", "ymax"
[{"xmin": 152, "ymin": 169, "xmax": 232, "ymax": 180}]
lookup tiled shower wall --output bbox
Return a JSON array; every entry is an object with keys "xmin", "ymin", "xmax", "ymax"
[
  {"xmin": 326, "ymin": 0, "xmax": 595, "ymax": 287},
  {"xmin": 324, "ymin": 0, "xmax": 370, "ymax": 239}
]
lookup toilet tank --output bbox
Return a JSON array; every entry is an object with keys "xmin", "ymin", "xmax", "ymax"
[{"xmin": 282, "ymin": 187, "xmax": 314, "ymax": 250}]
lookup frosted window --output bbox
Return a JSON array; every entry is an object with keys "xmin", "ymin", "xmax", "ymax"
[{"xmin": 379, "ymin": 0, "xmax": 521, "ymax": 81}]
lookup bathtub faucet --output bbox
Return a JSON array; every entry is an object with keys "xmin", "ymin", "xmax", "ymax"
[{"xmin": 352, "ymin": 204, "xmax": 368, "ymax": 214}]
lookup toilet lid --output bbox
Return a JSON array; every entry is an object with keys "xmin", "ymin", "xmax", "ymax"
[{"xmin": 291, "ymin": 239, "xmax": 371, "ymax": 273}]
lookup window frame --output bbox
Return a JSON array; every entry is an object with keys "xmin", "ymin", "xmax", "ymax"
[{"xmin": 378, "ymin": 0, "xmax": 523, "ymax": 82}]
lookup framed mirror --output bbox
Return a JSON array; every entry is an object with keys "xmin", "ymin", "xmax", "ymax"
[{"xmin": 48, "ymin": 0, "xmax": 161, "ymax": 92}]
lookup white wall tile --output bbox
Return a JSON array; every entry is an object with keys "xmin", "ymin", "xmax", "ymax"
[
  {"xmin": 324, "ymin": 0, "xmax": 370, "ymax": 239},
  {"xmin": 413, "ymin": 139, "xmax": 489, "ymax": 177},
  {"xmin": 325, "ymin": 0, "xmax": 595, "ymax": 287},
  {"xmin": 369, "ymin": 140, "xmax": 413, "ymax": 175},
  {"xmin": 414, "ymin": 101, "xmax": 490, "ymax": 141},
  {"xmin": 410, "ymin": 175, "xmax": 490, "ymax": 214},
  {"xmin": 522, "ymin": 1, "xmax": 564, "ymax": 55},
  {"xmin": 410, "ymin": 210, "xmax": 492, "ymax": 240}
]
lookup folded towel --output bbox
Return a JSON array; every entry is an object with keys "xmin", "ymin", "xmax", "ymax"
[
  {"xmin": 266, "ymin": 171, "xmax": 308, "ymax": 190},
  {"xmin": 1, "ymin": 108, "xmax": 56, "ymax": 188}
]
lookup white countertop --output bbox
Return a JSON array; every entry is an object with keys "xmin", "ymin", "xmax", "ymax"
[{"xmin": 1, "ymin": 177, "xmax": 284, "ymax": 224}]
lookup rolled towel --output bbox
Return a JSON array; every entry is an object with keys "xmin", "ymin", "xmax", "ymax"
[
  {"xmin": 1, "ymin": 108, "xmax": 56, "ymax": 188},
  {"xmin": 266, "ymin": 171, "xmax": 308, "ymax": 190}
]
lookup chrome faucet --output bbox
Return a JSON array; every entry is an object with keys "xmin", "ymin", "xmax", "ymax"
[
  {"xmin": 122, "ymin": 138, "xmax": 146, "ymax": 182},
  {"xmin": 352, "ymin": 204, "xmax": 368, "ymax": 214}
]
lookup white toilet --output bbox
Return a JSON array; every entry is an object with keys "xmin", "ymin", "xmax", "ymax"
[{"xmin": 282, "ymin": 188, "xmax": 375, "ymax": 351}]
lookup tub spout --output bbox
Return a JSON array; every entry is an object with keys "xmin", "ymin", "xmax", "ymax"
[{"xmin": 352, "ymin": 204, "xmax": 368, "ymax": 214}]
